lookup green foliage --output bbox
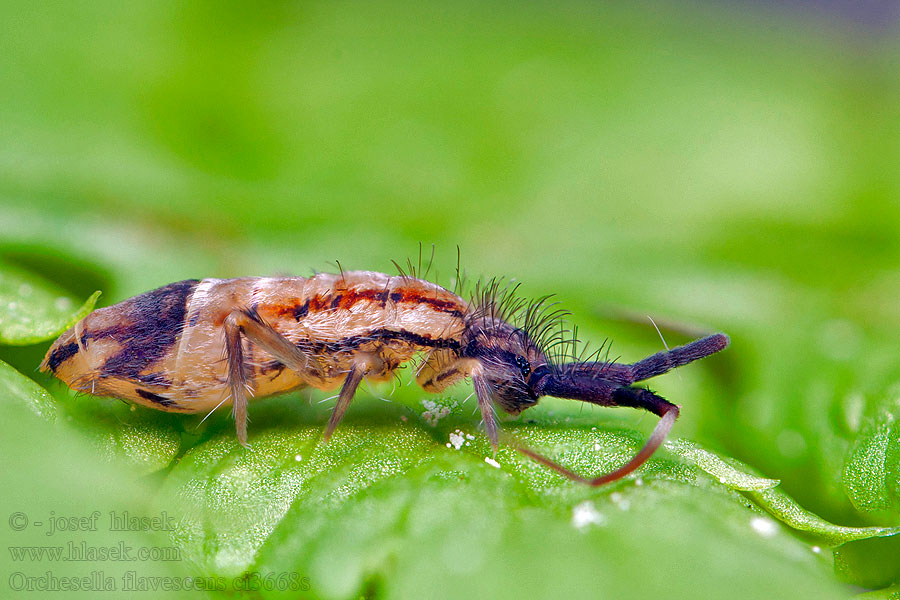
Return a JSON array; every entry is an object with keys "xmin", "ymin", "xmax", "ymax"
[
  {"xmin": 2, "ymin": 1, "xmax": 899, "ymax": 598},
  {"xmin": 0, "ymin": 261, "xmax": 99, "ymax": 345},
  {"xmin": 0, "ymin": 357, "xmax": 58, "ymax": 422}
]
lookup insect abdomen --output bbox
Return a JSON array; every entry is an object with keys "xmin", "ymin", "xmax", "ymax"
[
  {"xmin": 42, "ymin": 272, "xmax": 469, "ymax": 413},
  {"xmin": 41, "ymin": 279, "xmax": 200, "ymax": 410}
]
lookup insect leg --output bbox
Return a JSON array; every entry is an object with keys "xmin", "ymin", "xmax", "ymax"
[
  {"xmin": 323, "ymin": 360, "xmax": 367, "ymax": 441},
  {"xmin": 223, "ymin": 307, "xmax": 324, "ymax": 445},
  {"xmin": 471, "ymin": 365, "xmax": 499, "ymax": 452},
  {"xmin": 223, "ymin": 314, "xmax": 252, "ymax": 446},
  {"xmin": 415, "ymin": 349, "xmax": 469, "ymax": 393},
  {"xmin": 227, "ymin": 308, "xmax": 321, "ymax": 373},
  {"xmin": 416, "ymin": 354, "xmax": 496, "ymax": 448}
]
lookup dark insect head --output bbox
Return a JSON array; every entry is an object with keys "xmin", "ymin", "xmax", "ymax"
[
  {"xmin": 462, "ymin": 278, "xmax": 578, "ymax": 413},
  {"xmin": 463, "ymin": 277, "xmax": 730, "ymax": 419},
  {"xmin": 453, "ymin": 273, "xmax": 728, "ymax": 486},
  {"xmin": 460, "ymin": 317, "xmax": 547, "ymax": 414}
]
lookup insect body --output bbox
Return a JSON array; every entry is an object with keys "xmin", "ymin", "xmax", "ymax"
[{"xmin": 41, "ymin": 270, "xmax": 729, "ymax": 485}]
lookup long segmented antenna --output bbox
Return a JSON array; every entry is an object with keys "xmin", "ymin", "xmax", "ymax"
[
  {"xmin": 470, "ymin": 332, "xmax": 729, "ymax": 486},
  {"xmin": 505, "ymin": 404, "xmax": 678, "ymax": 486},
  {"xmin": 648, "ymin": 315, "xmax": 681, "ymax": 382}
]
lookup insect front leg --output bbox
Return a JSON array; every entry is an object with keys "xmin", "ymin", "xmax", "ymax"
[
  {"xmin": 415, "ymin": 349, "xmax": 469, "ymax": 393},
  {"xmin": 416, "ymin": 352, "xmax": 500, "ymax": 449},
  {"xmin": 471, "ymin": 365, "xmax": 500, "ymax": 452}
]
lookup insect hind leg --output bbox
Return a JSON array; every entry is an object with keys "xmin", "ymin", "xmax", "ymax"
[
  {"xmin": 222, "ymin": 307, "xmax": 322, "ymax": 446},
  {"xmin": 223, "ymin": 314, "xmax": 252, "ymax": 446},
  {"xmin": 226, "ymin": 308, "xmax": 384, "ymax": 444}
]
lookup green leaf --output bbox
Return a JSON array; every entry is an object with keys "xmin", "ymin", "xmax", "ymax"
[
  {"xmin": 0, "ymin": 357, "xmax": 57, "ymax": 422},
  {"xmin": 854, "ymin": 584, "xmax": 900, "ymax": 600},
  {"xmin": 0, "ymin": 260, "xmax": 100, "ymax": 345},
  {"xmin": 664, "ymin": 438, "xmax": 780, "ymax": 491},
  {"xmin": 0, "ymin": 391, "xmax": 193, "ymax": 599},
  {"xmin": 843, "ymin": 404, "xmax": 900, "ymax": 514},
  {"xmin": 79, "ymin": 407, "xmax": 184, "ymax": 475},
  {"xmin": 0, "ymin": 353, "xmax": 181, "ymax": 474},
  {"xmin": 4, "ymin": 0, "xmax": 900, "ymax": 595},
  {"xmin": 665, "ymin": 439, "xmax": 900, "ymax": 547},
  {"xmin": 748, "ymin": 486, "xmax": 900, "ymax": 547},
  {"xmin": 156, "ymin": 400, "xmax": 858, "ymax": 599},
  {"xmin": 835, "ymin": 535, "xmax": 900, "ymax": 590}
]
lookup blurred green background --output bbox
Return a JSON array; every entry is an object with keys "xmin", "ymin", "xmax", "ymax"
[{"xmin": 2, "ymin": 1, "xmax": 900, "ymax": 599}]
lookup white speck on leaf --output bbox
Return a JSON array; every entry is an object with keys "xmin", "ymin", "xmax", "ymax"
[
  {"xmin": 750, "ymin": 517, "xmax": 778, "ymax": 538},
  {"xmin": 572, "ymin": 501, "xmax": 606, "ymax": 530},
  {"xmin": 484, "ymin": 457, "xmax": 501, "ymax": 469},
  {"xmin": 448, "ymin": 430, "xmax": 465, "ymax": 450},
  {"xmin": 421, "ymin": 399, "xmax": 456, "ymax": 426},
  {"xmin": 609, "ymin": 492, "xmax": 631, "ymax": 511}
]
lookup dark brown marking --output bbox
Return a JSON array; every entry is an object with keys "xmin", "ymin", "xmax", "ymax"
[
  {"xmin": 422, "ymin": 368, "xmax": 459, "ymax": 389},
  {"xmin": 133, "ymin": 372, "xmax": 172, "ymax": 388},
  {"xmin": 390, "ymin": 287, "xmax": 464, "ymax": 315},
  {"xmin": 259, "ymin": 359, "xmax": 287, "ymax": 380},
  {"xmin": 98, "ymin": 280, "xmax": 199, "ymax": 381},
  {"xmin": 306, "ymin": 328, "xmax": 461, "ymax": 355},
  {"xmin": 292, "ymin": 298, "xmax": 310, "ymax": 321},
  {"xmin": 436, "ymin": 368, "xmax": 459, "ymax": 383},
  {"xmin": 46, "ymin": 341, "xmax": 79, "ymax": 372},
  {"xmin": 136, "ymin": 388, "xmax": 177, "ymax": 408},
  {"xmin": 273, "ymin": 286, "xmax": 465, "ymax": 322}
]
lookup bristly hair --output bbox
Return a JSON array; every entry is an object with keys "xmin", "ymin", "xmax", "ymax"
[
  {"xmin": 391, "ymin": 242, "xmax": 437, "ymax": 283},
  {"xmin": 463, "ymin": 276, "xmax": 576, "ymax": 360},
  {"xmin": 390, "ymin": 248, "xmax": 613, "ymax": 372},
  {"xmin": 462, "ymin": 275, "xmax": 622, "ymax": 379},
  {"xmin": 547, "ymin": 327, "xmax": 618, "ymax": 381}
]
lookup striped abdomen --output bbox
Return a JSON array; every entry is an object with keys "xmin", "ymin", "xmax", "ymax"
[{"xmin": 41, "ymin": 272, "xmax": 468, "ymax": 413}]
